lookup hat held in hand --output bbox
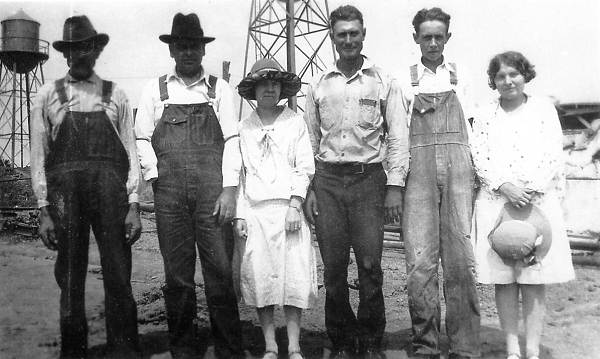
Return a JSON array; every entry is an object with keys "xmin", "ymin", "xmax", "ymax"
[{"xmin": 488, "ymin": 203, "xmax": 552, "ymax": 266}]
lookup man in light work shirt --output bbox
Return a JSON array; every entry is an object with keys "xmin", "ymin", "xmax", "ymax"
[
  {"xmin": 303, "ymin": 5, "xmax": 407, "ymax": 359},
  {"xmin": 30, "ymin": 15, "xmax": 141, "ymax": 358},
  {"xmin": 401, "ymin": 7, "xmax": 480, "ymax": 359},
  {"xmin": 134, "ymin": 13, "xmax": 243, "ymax": 359}
]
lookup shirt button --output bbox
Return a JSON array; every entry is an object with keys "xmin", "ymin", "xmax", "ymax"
[
  {"xmin": 341, "ymin": 153, "xmax": 345, "ymax": 157},
  {"xmin": 342, "ymin": 135, "xmax": 347, "ymax": 139},
  {"xmin": 172, "ymin": 118, "xmax": 177, "ymax": 122}
]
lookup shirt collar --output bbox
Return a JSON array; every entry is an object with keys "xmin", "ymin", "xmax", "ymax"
[
  {"xmin": 65, "ymin": 71, "xmax": 99, "ymax": 84},
  {"xmin": 323, "ymin": 55, "xmax": 375, "ymax": 79},
  {"xmin": 415, "ymin": 57, "xmax": 456, "ymax": 79},
  {"xmin": 166, "ymin": 66, "xmax": 211, "ymax": 87}
]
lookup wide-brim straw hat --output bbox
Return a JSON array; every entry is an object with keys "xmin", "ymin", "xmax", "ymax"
[
  {"xmin": 237, "ymin": 58, "xmax": 301, "ymax": 101},
  {"xmin": 52, "ymin": 15, "xmax": 109, "ymax": 52},
  {"xmin": 159, "ymin": 13, "xmax": 215, "ymax": 44},
  {"xmin": 488, "ymin": 203, "xmax": 553, "ymax": 264}
]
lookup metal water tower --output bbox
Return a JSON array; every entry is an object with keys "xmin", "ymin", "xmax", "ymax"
[
  {"xmin": 0, "ymin": 9, "xmax": 48, "ymax": 168},
  {"xmin": 240, "ymin": 0, "xmax": 335, "ymax": 117}
]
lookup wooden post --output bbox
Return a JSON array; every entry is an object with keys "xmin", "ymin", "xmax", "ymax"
[{"xmin": 222, "ymin": 61, "xmax": 231, "ymax": 83}]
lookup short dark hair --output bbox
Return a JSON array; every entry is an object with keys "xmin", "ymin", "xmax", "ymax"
[
  {"xmin": 329, "ymin": 5, "xmax": 363, "ymax": 30},
  {"xmin": 412, "ymin": 7, "xmax": 450, "ymax": 34},
  {"xmin": 487, "ymin": 51, "xmax": 537, "ymax": 89}
]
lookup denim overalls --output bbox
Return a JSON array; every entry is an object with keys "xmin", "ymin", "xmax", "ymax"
[
  {"xmin": 151, "ymin": 74, "xmax": 243, "ymax": 358},
  {"xmin": 402, "ymin": 65, "xmax": 481, "ymax": 357},
  {"xmin": 46, "ymin": 78, "xmax": 139, "ymax": 358}
]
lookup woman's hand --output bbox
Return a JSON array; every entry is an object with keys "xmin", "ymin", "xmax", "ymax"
[
  {"xmin": 498, "ymin": 182, "xmax": 534, "ymax": 208},
  {"xmin": 285, "ymin": 206, "xmax": 302, "ymax": 232},
  {"xmin": 233, "ymin": 219, "xmax": 248, "ymax": 240}
]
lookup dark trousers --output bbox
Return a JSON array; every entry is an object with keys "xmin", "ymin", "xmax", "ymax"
[
  {"xmin": 48, "ymin": 166, "xmax": 139, "ymax": 358},
  {"xmin": 153, "ymin": 165, "xmax": 243, "ymax": 358},
  {"xmin": 313, "ymin": 165, "xmax": 387, "ymax": 351},
  {"xmin": 403, "ymin": 144, "xmax": 480, "ymax": 357}
]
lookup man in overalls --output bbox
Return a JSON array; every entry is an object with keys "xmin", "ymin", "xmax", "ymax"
[
  {"xmin": 402, "ymin": 7, "xmax": 480, "ymax": 359},
  {"xmin": 31, "ymin": 15, "xmax": 142, "ymax": 358},
  {"xmin": 135, "ymin": 13, "xmax": 243, "ymax": 359}
]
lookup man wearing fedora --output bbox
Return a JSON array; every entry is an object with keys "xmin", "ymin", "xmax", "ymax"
[
  {"xmin": 135, "ymin": 13, "xmax": 244, "ymax": 359},
  {"xmin": 30, "ymin": 15, "xmax": 141, "ymax": 358}
]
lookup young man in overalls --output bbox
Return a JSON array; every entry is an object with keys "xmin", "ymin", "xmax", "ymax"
[
  {"xmin": 135, "ymin": 13, "xmax": 243, "ymax": 359},
  {"xmin": 402, "ymin": 7, "xmax": 480, "ymax": 359},
  {"xmin": 31, "ymin": 15, "xmax": 142, "ymax": 358}
]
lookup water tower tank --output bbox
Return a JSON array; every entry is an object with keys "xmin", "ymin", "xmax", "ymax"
[{"xmin": 0, "ymin": 9, "xmax": 48, "ymax": 74}]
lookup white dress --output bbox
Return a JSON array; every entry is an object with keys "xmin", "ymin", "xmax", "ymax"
[
  {"xmin": 471, "ymin": 95, "xmax": 575, "ymax": 284},
  {"xmin": 236, "ymin": 106, "xmax": 318, "ymax": 308}
]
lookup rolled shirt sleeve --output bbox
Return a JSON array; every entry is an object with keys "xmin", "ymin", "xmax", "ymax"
[
  {"xmin": 303, "ymin": 81, "xmax": 322, "ymax": 157},
  {"xmin": 30, "ymin": 85, "xmax": 52, "ymax": 208},
  {"xmin": 113, "ymin": 86, "xmax": 140, "ymax": 203},
  {"xmin": 214, "ymin": 78, "xmax": 241, "ymax": 188},
  {"xmin": 134, "ymin": 80, "xmax": 159, "ymax": 181},
  {"xmin": 383, "ymin": 78, "xmax": 410, "ymax": 186}
]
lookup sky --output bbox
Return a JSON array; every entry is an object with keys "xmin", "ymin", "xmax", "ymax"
[{"xmin": 0, "ymin": 0, "xmax": 599, "ymax": 112}]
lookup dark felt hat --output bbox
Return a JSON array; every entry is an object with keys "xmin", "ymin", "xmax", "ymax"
[
  {"xmin": 237, "ymin": 58, "xmax": 302, "ymax": 101},
  {"xmin": 159, "ymin": 13, "xmax": 215, "ymax": 44},
  {"xmin": 52, "ymin": 15, "xmax": 109, "ymax": 52}
]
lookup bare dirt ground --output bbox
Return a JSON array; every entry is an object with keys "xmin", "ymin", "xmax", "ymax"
[{"xmin": 2, "ymin": 212, "xmax": 600, "ymax": 359}]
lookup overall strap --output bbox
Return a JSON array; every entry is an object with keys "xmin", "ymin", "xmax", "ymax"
[
  {"xmin": 409, "ymin": 64, "xmax": 419, "ymax": 87},
  {"xmin": 55, "ymin": 78, "xmax": 68, "ymax": 105},
  {"xmin": 101, "ymin": 80, "xmax": 113, "ymax": 104},
  {"xmin": 207, "ymin": 75, "xmax": 218, "ymax": 100},
  {"xmin": 448, "ymin": 62, "xmax": 458, "ymax": 85},
  {"xmin": 158, "ymin": 74, "xmax": 169, "ymax": 101}
]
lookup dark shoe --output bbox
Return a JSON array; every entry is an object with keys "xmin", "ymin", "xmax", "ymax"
[{"xmin": 330, "ymin": 349, "xmax": 354, "ymax": 359}]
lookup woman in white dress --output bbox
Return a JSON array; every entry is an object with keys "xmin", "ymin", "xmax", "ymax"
[
  {"xmin": 471, "ymin": 51, "xmax": 575, "ymax": 359},
  {"xmin": 234, "ymin": 58, "xmax": 318, "ymax": 359}
]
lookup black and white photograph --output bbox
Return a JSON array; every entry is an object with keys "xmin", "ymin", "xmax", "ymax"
[{"xmin": 0, "ymin": 0, "xmax": 599, "ymax": 358}]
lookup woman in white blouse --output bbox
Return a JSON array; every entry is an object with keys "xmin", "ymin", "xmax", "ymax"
[
  {"xmin": 471, "ymin": 51, "xmax": 575, "ymax": 359},
  {"xmin": 234, "ymin": 58, "xmax": 317, "ymax": 359}
]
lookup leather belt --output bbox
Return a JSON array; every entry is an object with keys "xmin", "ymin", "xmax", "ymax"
[{"xmin": 315, "ymin": 161, "xmax": 382, "ymax": 175}]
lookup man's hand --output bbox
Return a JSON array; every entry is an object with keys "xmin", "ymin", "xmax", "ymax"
[
  {"xmin": 38, "ymin": 206, "xmax": 57, "ymax": 250},
  {"xmin": 125, "ymin": 203, "xmax": 142, "ymax": 245},
  {"xmin": 213, "ymin": 186, "xmax": 237, "ymax": 225},
  {"xmin": 498, "ymin": 182, "xmax": 533, "ymax": 208},
  {"xmin": 233, "ymin": 219, "xmax": 247, "ymax": 240},
  {"xmin": 303, "ymin": 189, "xmax": 318, "ymax": 225},
  {"xmin": 384, "ymin": 186, "xmax": 403, "ymax": 224}
]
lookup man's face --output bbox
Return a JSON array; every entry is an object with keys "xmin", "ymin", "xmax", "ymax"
[
  {"xmin": 413, "ymin": 20, "xmax": 451, "ymax": 65},
  {"xmin": 170, "ymin": 39, "xmax": 205, "ymax": 78},
  {"xmin": 330, "ymin": 19, "xmax": 365, "ymax": 62},
  {"xmin": 62, "ymin": 41, "xmax": 100, "ymax": 80}
]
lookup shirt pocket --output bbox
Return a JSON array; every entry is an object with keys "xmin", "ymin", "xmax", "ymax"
[
  {"xmin": 357, "ymin": 97, "xmax": 380, "ymax": 129},
  {"xmin": 357, "ymin": 83, "xmax": 382, "ymax": 129}
]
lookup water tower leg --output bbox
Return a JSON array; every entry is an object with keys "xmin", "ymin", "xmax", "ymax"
[{"xmin": 11, "ymin": 62, "xmax": 16, "ymax": 168}]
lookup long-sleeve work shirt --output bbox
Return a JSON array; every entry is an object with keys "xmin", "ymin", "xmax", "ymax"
[
  {"xmin": 30, "ymin": 72, "xmax": 140, "ymax": 208},
  {"xmin": 135, "ymin": 68, "xmax": 240, "ymax": 187},
  {"xmin": 304, "ymin": 56, "xmax": 409, "ymax": 186}
]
